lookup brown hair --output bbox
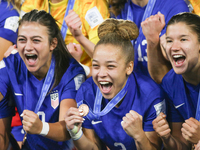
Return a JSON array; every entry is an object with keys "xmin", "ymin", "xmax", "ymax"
[
  {"xmin": 109, "ymin": 0, "xmax": 127, "ymax": 16},
  {"xmin": 95, "ymin": 18, "xmax": 139, "ymax": 64}
]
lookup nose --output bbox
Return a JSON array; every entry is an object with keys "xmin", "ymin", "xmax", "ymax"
[
  {"xmin": 98, "ymin": 67, "xmax": 107, "ymax": 77},
  {"xmin": 25, "ymin": 40, "xmax": 33, "ymax": 51},
  {"xmin": 171, "ymin": 40, "xmax": 181, "ymax": 51}
]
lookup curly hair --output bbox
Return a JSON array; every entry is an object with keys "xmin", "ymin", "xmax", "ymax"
[{"xmin": 95, "ymin": 18, "xmax": 139, "ymax": 64}]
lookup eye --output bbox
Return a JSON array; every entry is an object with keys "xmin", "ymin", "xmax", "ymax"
[
  {"xmin": 107, "ymin": 65, "xmax": 115, "ymax": 69},
  {"xmin": 166, "ymin": 39, "xmax": 172, "ymax": 43},
  {"xmin": 17, "ymin": 38, "xmax": 26, "ymax": 42},
  {"xmin": 181, "ymin": 38, "xmax": 187, "ymax": 42},
  {"xmin": 92, "ymin": 63, "xmax": 99, "ymax": 69},
  {"xmin": 33, "ymin": 39, "xmax": 40, "ymax": 43}
]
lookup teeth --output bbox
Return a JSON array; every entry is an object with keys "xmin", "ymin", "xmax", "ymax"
[
  {"xmin": 173, "ymin": 55, "xmax": 183, "ymax": 58},
  {"xmin": 99, "ymin": 82, "xmax": 110, "ymax": 85},
  {"xmin": 26, "ymin": 54, "xmax": 35, "ymax": 56}
]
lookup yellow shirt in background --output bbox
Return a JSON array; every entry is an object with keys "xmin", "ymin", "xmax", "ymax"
[
  {"xmin": 21, "ymin": 0, "xmax": 110, "ymax": 66},
  {"xmin": 189, "ymin": 0, "xmax": 200, "ymax": 16}
]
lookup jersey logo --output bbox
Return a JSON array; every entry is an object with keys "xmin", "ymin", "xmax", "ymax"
[
  {"xmin": 74, "ymin": 74, "xmax": 85, "ymax": 90},
  {"xmin": 50, "ymin": 92, "xmax": 59, "ymax": 109},
  {"xmin": 91, "ymin": 120, "xmax": 102, "ymax": 125},
  {"xmin": 0, "ymin": 60, "xmax": 5, "ymax": 69},
  {"xmin": 175, "ymin": 103, "xmax": 185, "ymax": 109},
  {"xmin": 154, "ymin": 99, "xmax": 166, "ymax": 116}
]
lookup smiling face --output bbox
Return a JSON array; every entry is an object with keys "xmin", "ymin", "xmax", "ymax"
[
  {"xmin": 17, "ymin": 22, "xmax": 56, "ymax": 79},
  {"xmin": 165, "ymin": 22, "xmax": 200, "ymax": 75},
  {"xmin": 92, "ymin": 44, "xmax": 133, "ymax": 100}
]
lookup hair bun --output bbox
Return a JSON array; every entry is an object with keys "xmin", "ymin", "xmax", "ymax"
[{"xmin": 98, "ymin": 18, "xmax": 139, "ymax": 41}]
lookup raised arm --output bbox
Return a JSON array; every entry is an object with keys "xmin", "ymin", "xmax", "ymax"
[
  {"xmin": 21, "ymin": 98, "xmax": 77, "ymax": 141},
  {"xmin": 141, "ymin": 12, "xmax": 171, "ymax": 84}
]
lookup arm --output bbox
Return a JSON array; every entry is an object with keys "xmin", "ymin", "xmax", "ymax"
[
  {"xmin": 65, "ymin": 107, "xmax": 101, "ymax": 150},
  {"xmin": 121, "ymin": 110, "xmax": 162, "ymax": 150},
  {"xmin": 141, "ymin": 12, "xmax": 172, "ymax": 84},
  {"xmin": 22, "ymin": 98, "xmax": 77, "ymax": 141},
  {"xmin": 152, "ymin": 112, "xmax": 190, "ymax": 150},
  {"xmin": 0, "ymin": 38, "xmax": 13, "ymax": 61},
  {"xmin": 65, "ymin": 10, "xmax": 95, "ymax": 58}
]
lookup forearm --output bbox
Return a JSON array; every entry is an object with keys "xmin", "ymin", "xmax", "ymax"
[
  {"xmin": 73, "ymin": 134, "xmax": 99, "ymax": 150},
  {"xmin": 44, "ymin": 121, "xmax": 70, "ymax": 141},
  {"xmin": 76, "ymin": 34, "xmax": 95, "ymax": 58},
  {"xmin": 147, "ymin": 36, "xmax": 171, "ymax": 84},
  {"xmin": 134, "ymin": 132, "xmax": 158, "ymax": 150},
  {"xmin": 161, "ymin": 134, "xmax": 191, "ymax": 150}
]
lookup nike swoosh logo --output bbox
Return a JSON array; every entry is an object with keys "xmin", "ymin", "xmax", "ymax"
[
  {"xmin": 175, "ymin": 103, "xmax": 185, "ymax": 109},
  {"xmin": 91, "ymin": 120, "xmax": 102, "ymax": 125},
  {"xmin": 14, "ymin": 92, "xmax": 23, "ymax": 96}
]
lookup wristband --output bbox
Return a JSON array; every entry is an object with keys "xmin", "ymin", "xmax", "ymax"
[
  {"xmin": 79, "ymin": 63, "xmax": 90, "ymax": 76},
  {"xmin": 39, "ymin": 122, "xmax": 49, "ymax": 136},
  {"xmin": 67, "ymin": 125, "xmax": 83, "ymax": 140}
]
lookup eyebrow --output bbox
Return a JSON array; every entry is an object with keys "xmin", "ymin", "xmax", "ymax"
[
  {"xmin": 92, "ymin": 59, "xmax": 117, "ymax": 63},
  {"xmin": 18, "ymin": 35, "xmax": 43, "ymax": 39},
  {"xmin": 166, "ymin": 35, "xmax": 189, "ymax": 39}
]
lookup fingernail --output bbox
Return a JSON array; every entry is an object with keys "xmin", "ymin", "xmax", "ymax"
[
  {"xmin": 20, "ymin": 113, "xmax": 24, "ymax": 117},
  {"xmin": 80, "ymin": 113, "xmax": 84, "ymax": 116}
]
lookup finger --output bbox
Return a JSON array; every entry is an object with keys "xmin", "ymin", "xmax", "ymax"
[
  {"xmin": 157, "ymin": 11, "xmax": 165, "ymax": 25},
  {"xmin": 181, "ymin": 126, "xmax": 192, "ymax": 138}
]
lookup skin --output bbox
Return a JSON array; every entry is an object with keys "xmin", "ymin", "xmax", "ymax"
[
  {"xmin": 65, "ymin": 44, "xmax": 162, "ymax": 150},
  {"xmin": 142, "ymin": 12, "xmax": 200, "ymax": 149},
  {"xmin": 0, "ymin": 22, "xmax": 78, "ymax": 145}
]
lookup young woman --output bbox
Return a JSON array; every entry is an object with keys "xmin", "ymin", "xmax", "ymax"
[
  {"xmin": 65, "ymin": 18, "xmax": 166, "ymax": 150},
  {"xmin": 142, "ymin": 12, "xmax": 200, "ymax": 149},
  {"xmin": 109, "ymin": 0, "xmax": 189, "ymax": 76},
  {"xmin": 0, "ymin": 9, "xmax": 85, "ymax": 150}
]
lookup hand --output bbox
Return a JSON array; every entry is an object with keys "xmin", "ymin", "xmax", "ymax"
[
  {"xmin": 21, "ymin": 110, "xmax": 42, "ymax": 134},
  {"xmin": 65, "ymin": 107, "xmax": 84, "ymax": 131},
  {"xmin": 141, "ymin": 12, "xmax": 165, "ymax": 44},
  {"xmin": 182, "ymin": 117, "xmax": 200, "ymax": 144},
  {"xmin": 121, "ymin": 110, "xmax": 143, "ymax": 140},
  {"xmin": 152, "ymin": 112, "xmax": 171, "ymax": 140},
  {"xmin": 67, "ymin": 43, "xmax": 83, "ymax": 62},
  {"xmin": 4, "ymin": 44, "xmax": 18, "ymax": 58},
  {"xmin": 195, "ymin": 140, "xmax": 200, "ymax": 150},
  {"xmin": 64, "ymin": 10, "xmax": 83, "ymax": 40}
]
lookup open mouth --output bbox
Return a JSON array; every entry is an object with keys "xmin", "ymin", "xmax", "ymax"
[
  {"xmin": 173, "ymin": 54, "xmax": 185, "ymax": 65},
  {"xmin": 99, "ymin": 81, "xmax": 112, "ymax": 93},
  {"xmin": 25, "ymin": 54, "xmax": 38, "ymax": 65}
]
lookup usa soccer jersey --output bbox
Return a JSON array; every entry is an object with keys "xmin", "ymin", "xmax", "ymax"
[
  {"xmin": 76, "ymin": 72, "xmax": 166, "ymax": 150},
  {"xmin": 112, "ymin": 0, "xmax": 189, "ymax": 76},
  {"xmin": 161, "ymin": 69, "xmax": 200, "ymax": 122},
  {"xmin": 0, "ymin": 0, "xmax": 19, "ymax": 44},
  {"xmin": 0, "ymin": 53, "xmax": 85, "ymax": 150}
]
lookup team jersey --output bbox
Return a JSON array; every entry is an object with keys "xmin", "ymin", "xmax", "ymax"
[
  {"xmin": 76, "ymin": 72, "xmax": 166, "ymax": 150},
  {"xmin": 21, "ymin": 0, "xmax": 109, "ymax": 66},
  {"xmin": 112, "ymin": 0, "xmax": 189, "ymax": 76},
  {"xmin": 0, "ymin": 53, "xmax": 85, "ymax": 150},
  {"xmin": 0, "ymin": 0, "xmax": 19, "ymax": 44},
  {"xmin": 161, "ymin": 69, "xmax": 200, "ymax": 122}
]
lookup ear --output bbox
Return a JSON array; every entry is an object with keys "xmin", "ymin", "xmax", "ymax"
[
  {"xmin": 126, "ymin": 61, "xmax": 134, "ymax": 75},
  {"xmin": 50, "ymin": 38, "xmax": 58, "ymax": 51}
]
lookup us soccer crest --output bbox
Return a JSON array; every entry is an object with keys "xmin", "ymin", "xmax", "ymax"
[{"xmin": 50, "ymin": 92, "xmax": 59, "ymax": 109}]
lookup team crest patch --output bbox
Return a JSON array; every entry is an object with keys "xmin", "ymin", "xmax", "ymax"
[{"xmin": 50, "ymin": 92, "xmax": 59, "ymax": 109}]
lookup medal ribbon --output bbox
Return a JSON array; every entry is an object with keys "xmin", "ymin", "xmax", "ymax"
[
  {"xmin": 48, "ymin": 0, "xmax": 75, "ymax": 40},
  {"xmin": 195, "ymin": 88, "xmax": 200, "ymax": 121},
  {"xmin": 93, "ymin": 77, "xmax": 130, "ymax": 116},
  {"xmin": 124, "ymin": 0, "xmax": 156, "ymax": 47},
  {"xmin": 25, "ymin": 56, "xmax": 55, "ymax": 113}
]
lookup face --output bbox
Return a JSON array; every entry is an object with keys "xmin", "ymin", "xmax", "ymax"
[
  {"xmin": 17, "ymin": 22, "xmax": 56, "ymax": 79},
  {"xmin": 92, "ymin": 44, "xmax": 133, "ymax": 100},
  {"xmin": 165, "ymin": 22, "xmax": 200, "ymax": 75}
]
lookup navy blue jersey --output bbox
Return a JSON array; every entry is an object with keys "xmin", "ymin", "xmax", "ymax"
[
  {"xmin": 0, "ymin": 53, "xmax": 85, "ymax": 150},
  {"xmin": 76, "ymin": 72, "xmax": 166, "ymax": 150},
  {"xmin": 161, "ymin": 69, "xmax": 200, "ymax": 122},
  {"xmin": 112, "ymin": 0, "xmax": 189, "ymax": 76},
  {"xmin": 0, "ymin": 0, "xmax": 19, "ymax": 44}
]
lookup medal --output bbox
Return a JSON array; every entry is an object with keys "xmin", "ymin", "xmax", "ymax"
[{"xmin": 78, "ymin": 104, "xmax": 89, "ymax": 116}]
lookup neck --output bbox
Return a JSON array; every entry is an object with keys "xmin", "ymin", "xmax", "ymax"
[
  {"xmin": 50, "ymin": 0, "xmax": 63, "ymax": 3},
  {"xmin": 131, "ymin": 0, "xmax": 149, "ymax": 7},
  {"xmin": 182, "ymin": 64, "xmax": 200, "ymax": 86}
]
